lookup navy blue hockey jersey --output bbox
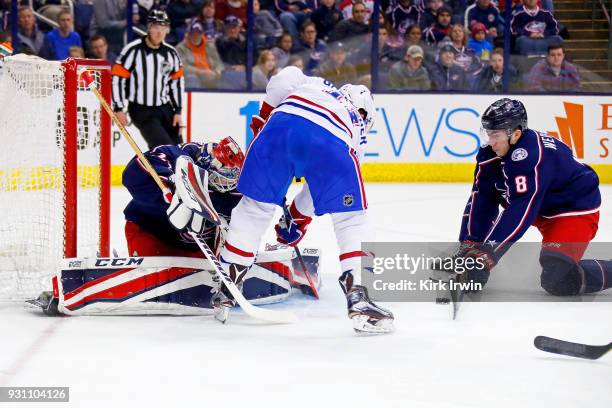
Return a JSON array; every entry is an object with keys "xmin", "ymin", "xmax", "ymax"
[
  {"xmin": 122, "ymin": 143, "xmax": 242, "ymax": 250},
  {"xmin": 459, "ymin": 129, "xmax": 600, "ymax": 258}
]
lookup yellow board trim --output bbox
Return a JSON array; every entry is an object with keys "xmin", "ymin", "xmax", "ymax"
[{"xmin": 5, "ymin": 163, "xmax": 607, "ymax": 190}]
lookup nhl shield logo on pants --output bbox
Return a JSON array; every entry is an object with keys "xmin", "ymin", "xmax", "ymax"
[{"xmin": 343, "ymin": 194, "xmax": 354, "ymax": 207}]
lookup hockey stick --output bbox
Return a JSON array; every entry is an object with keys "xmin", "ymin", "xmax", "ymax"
[
  {"xmin": 80, "ymin": 71, "xmax": 173, "ymax": 204},
  {"xmin": 534, "ymin": 336, "xmax": 612, "ymax": 360},
  {"xmin": 189, "ymin": 232, "xmax": 297, "ymax": 324},
  {"xmin": 281, "ymin": 201, "xmax": 319, "ymax": 299},
  {"xmin": 82, "ymin": 71, "xmax": 297, "ymax": 325}
]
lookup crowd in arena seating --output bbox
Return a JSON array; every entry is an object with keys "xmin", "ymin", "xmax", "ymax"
[{"xmin": 0, "ymin": 0, "xmax": 583, "ymax": 92}]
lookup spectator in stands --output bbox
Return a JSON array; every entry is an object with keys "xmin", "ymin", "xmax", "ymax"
[
  {"xmin": 253, "ymin": 0, "xmax": 283, "ymax": 49},
  {"xmin": 314, "ymin": 41, "xmax": 357, "ymax": 87},
  {"xmin": 428, "ymin": 43, "xmax": 468, "ymax": 90},
  {"xmin": 448, "ymin": 0, "xmax": 468, "ymax": 24},
  {"xmin": 87, "ymin": 34, "xmax": 117, "ymax": 62},
  {"xmin": 377, "ymin": 25, "xmax": 403, "ymax": 72},
  {"xmin": 526, "ymin": 43, "xmax": 581, "ymax": 91},
  {"xmin": 215, "ymin": 0, "xmax": 248, "ymax": 27},
  {"xmin": 271, "ymin": 32, "xmax": 293, "ymax": 68},
  {"xmin": 387, "ymin": 0, "xmax": 421, "ymax": 37},
  {"xmin": 404, "ymin": 24, "xmax": 434, "ymax": 63},
  {"xmin": 446, "ymin": 23, "xmax": 482, "ymax": 81},
  {"xmin": 292, "ymin": 20, "xmax": 327, "ymax": 74},
  {"xmin": 198, "ymin": 0, "xmax": 224, "ymax": 41},
  {"xmin": 310, "ymin": 0, "xmax": 342, "ymax": 41},
  {"xmin": 277, "ymin": 1, "xmax": 316, "ymax": 40},
  {"xmin": 467, "ymin": 22, "xmax": 493, "ymax": 61},
  {"xmin": 351, "ymin": 24, "xmax": 401, "ymax": 77},
  {"xmin": 423, "ymin": 6, "xmax": 452, "ymax": 45},
  {"xmin": 388, "ymin": 44, "xmax": 431, "ymax": 90},
  {"xmin": 511, "ymin": 0, "xmax": 562, "ymax": 55},
  {"xmin": 329, "ymin": 0, "xmax": 370, "ymax": 42},
  {"xmin": 421, "ymin": 0, "xmax": 444, "ymax": 31},
  {"xmin": 167, "ymin": 0, "xmax": 200, "ymax": 43},
  {"xmin": 252, "ymin": 49, "xmax": 278, "ymax": 89},
  {"xmin": 340, "ymin": 0, "xmax": 374, "ymax": 21},
  {"xmin": 177, "ymin": 20, "xmax": 223, "ymax": 88},
  {"xmin": 216, "ymin": 15, "xmax": 246, "ymax": 69},
  {"xmin": 464, "ymin": 0, "xmax": 500, "ymax": 37},
  {"xmin": 91, "ymin": 0, "xmax": 128, "ymax": 56},
  {"xmin": 68, "ymin": 46, "xmax": 85, "ymax": 58},
  {"xmin": 287, "ymin": 54, "xmax": 304, "ymax": 71},
  {"xmin": 0, "ymin": 0, "xmax": 10, "ymax": 33},
  {"xmin": 476, "ymin": 47, "xmax": 519, "ymax": 92},
  {"xmin": 17, "ymin": 6, "xmax": 44, "ymax": 55},
  {"xmin": 40, "ymin": 9, "xmax": 83, "ymax": 60}
]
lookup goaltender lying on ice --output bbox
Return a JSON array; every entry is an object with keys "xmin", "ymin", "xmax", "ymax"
[{"xmin": 28, "ymin": 246, "xmax": 321, "ymax": 316}]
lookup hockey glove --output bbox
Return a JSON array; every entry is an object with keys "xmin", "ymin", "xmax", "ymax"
[
  {"xmin": 167, "ymin": 156, "xmax": 221, "ymax": 234},
  {"xmin": 275, "ymin": 202, "xmax": 312, "ymax": 247},
  {"xmin": 249, "ymin": 101, "xmax": 274, "ymax": 137},
  {"xmin": 453, "ymin": 241, "xmax": 497, "ymax": 292}
]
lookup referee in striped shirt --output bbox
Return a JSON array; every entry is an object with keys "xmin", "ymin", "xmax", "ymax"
[{"xmin": 112, "ymin": 10, "xmax": 185, "ymax": 149}]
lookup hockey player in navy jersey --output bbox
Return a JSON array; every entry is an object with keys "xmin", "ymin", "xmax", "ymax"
[
  {"xmin": 210, "ymin": 66, "xmax": 394, "ymax": 333},
  {"xmin": 454, "ymin": 98, "xmax": 611, "ymax": 297},
  {"xmin": 122, "ymin": 136, "xmax": 244, "ymax": 257}
]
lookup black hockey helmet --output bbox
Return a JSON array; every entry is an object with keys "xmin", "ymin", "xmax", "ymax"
[
  {"xmin": 481, "ymin": 98, "xmax": 528, "ymax": 132},
  {"xmin": 147, "ymin": 9, "xmax": 170, "ymax": 26}
]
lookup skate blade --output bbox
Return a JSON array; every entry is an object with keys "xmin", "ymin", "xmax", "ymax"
[
  {"xmin": 351, "ymin": 315, "xmax": 395, "ymax": 334},
  {"xmin": 214, "ymin": 306, "xmax": 229, "ymax": 324}
]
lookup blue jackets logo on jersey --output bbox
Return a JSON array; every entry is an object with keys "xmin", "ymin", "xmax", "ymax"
[{"xmin": 511, "ymin": 148, "xmax": 528, "ymax": 161}]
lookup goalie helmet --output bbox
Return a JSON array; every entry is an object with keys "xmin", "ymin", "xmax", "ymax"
[
  {"xmin": 339, "ymin": 84, "xmax": 375, "ymax": 132},
  {"xmin": 197, "ymin": 136, "xmax": 245, "ymax": 193}
]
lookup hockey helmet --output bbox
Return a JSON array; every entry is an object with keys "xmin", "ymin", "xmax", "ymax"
[
  {"xmin": 481, "ymin": 98, "xmax": 528, "ymax": 132},
  {"xmin": 147, "ymin": 9, "xmax": 170, "ymax": 26},
  {"xmin": 339, "ymin": 84, "xmax": 375, "ymax": 132},
  {"xmin": 198, "ymin": 136, "xmax": 245, "ymax": 193}
]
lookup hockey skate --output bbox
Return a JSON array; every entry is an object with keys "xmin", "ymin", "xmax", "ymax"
[
  {"xmin": 340, "ymin": 271, "xmax": 394, "ymax": 334},
  {"xmin": 26, "ymin": 291, "xmax": 60, "ymax": 316},
  {"xmin": 211, "ymin": 263, "xmax": 248, "ymax": 323}
]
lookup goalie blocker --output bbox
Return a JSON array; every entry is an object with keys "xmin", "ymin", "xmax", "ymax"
[{"xmin": 32, "ymin": 247, "xmax": 321, "ymax": 316}]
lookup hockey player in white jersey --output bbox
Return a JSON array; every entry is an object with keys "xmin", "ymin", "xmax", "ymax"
[{"xmin": 216, "ymin": 66, "xmax": 394, "ymax": 333}]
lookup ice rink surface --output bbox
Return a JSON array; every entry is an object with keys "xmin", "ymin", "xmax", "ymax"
[{"xmin": 1, "ymin": 183, "xmax": 611, "ymax": 408}]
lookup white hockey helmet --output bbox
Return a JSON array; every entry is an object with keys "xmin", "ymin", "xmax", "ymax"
[{"xmin": 339, "ymin": 84, "xmax": 375, "ymax": 132}]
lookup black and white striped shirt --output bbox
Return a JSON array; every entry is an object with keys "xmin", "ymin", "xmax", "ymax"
[{"xmin": 112, "ymin": 38, "xmax": 184, "ymax": 112}]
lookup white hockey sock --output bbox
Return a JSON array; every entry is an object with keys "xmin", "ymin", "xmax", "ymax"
[
  {"xmin": 331, "ymin": 210, "xmax": 373, "ymax": 287},
  {"xmin": 220, "ymin": 196, "xmax": 277, "ymax": 266}
]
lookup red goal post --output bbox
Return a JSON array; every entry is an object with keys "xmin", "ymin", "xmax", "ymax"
[{"xmin": 0, "ymin": 56, "xmax": 112, "ymax": 300}]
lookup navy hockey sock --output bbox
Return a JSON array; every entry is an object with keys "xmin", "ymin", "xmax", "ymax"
[{"xmin": 579, "ymin": 259, "xmax": 612, "ymax": 293}]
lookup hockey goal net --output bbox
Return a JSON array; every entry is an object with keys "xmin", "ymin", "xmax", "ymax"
[{"xmin": 0, "ymin": 55, "xmax": 111, "ymax": 300}]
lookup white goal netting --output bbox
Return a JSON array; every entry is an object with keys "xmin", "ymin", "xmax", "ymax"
[{"xmin": 0, "ymin": 55, "xmax": 108, "ymax": 300}]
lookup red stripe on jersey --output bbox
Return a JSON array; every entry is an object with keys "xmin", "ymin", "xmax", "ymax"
[
  {"xmin": 339, "ymin": 251, "xmax": 367, "ymax": 261},
  {"xmin": 225, "ymin": 241, "xmax": 255, "ymax": 258},
  {"xmin": 286, "ymin": 94, "xmax": 353, "ymax": 139},
  {"xmin": 349, "ymin": 148, "xmax": 367, "ymax": 209}
]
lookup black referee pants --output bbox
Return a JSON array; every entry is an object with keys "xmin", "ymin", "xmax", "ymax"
[{"xmin": 128, "ymin": 103, "xmax": 183, "ymax": 149}]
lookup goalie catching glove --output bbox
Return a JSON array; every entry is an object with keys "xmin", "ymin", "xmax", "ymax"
[{"xmin": 167, "ymin": 156, "xmax": 221, "ymax": 234}]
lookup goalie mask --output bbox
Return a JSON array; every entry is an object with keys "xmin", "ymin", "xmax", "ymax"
[{"xmin": 197, "ymin": 136, "xmax": 245, "ymax": 193}]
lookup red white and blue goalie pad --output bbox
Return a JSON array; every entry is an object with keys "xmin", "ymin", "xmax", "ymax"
[{"xmin": 55, "ymin": 248, "xmax": 321, "ymax": 316}]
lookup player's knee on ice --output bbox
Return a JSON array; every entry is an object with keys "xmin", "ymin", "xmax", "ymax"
[{"xmin": 539, "ymin": 253, "xmax": 582, "ymax": 296}]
